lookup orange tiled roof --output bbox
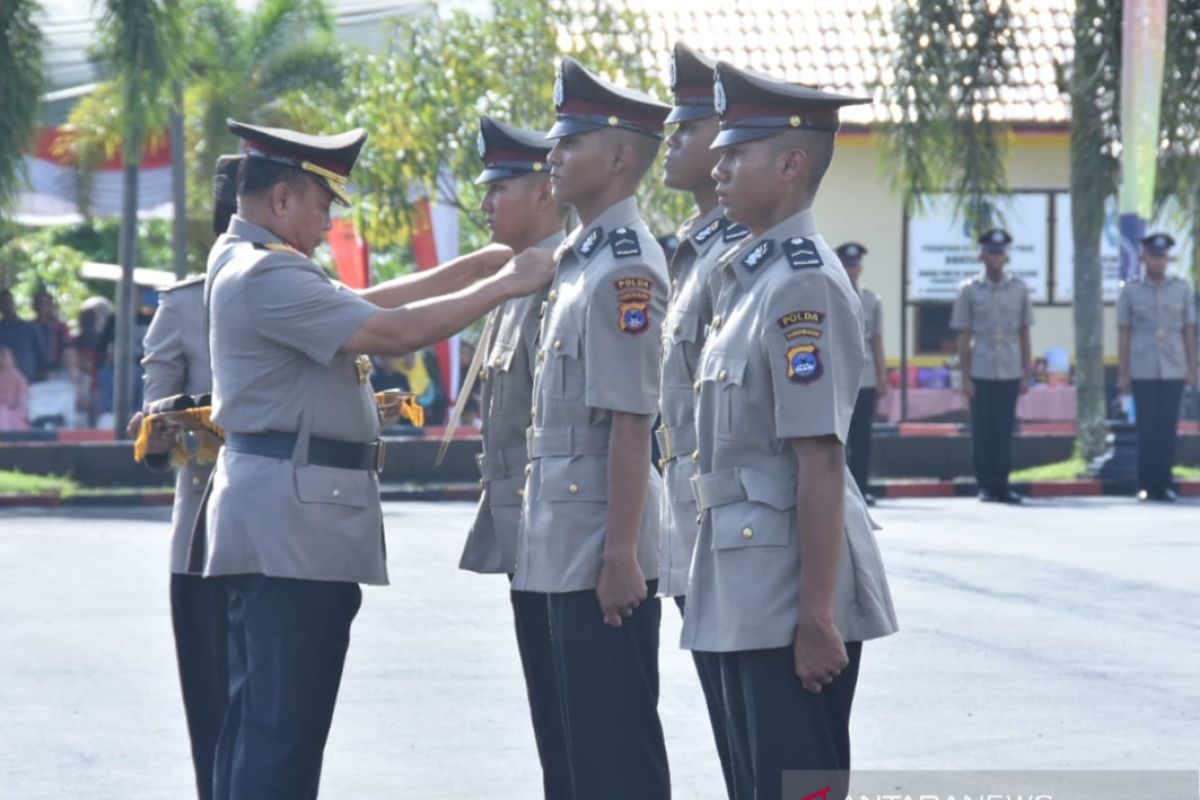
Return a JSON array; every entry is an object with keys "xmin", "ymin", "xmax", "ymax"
[{"xmin": 588, "ymin": 0, "xmax": 1074, "ymax": 127}]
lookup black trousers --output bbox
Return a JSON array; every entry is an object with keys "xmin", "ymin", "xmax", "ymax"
[
  {"xmin": 675, "ymin": 596, "xmax": 736, "ymax": 800},
  {"xmin": 846, "ymin": 388, "xmax": 877, "ymax": 495},
  {"xmin": 969, "ymin": 379, "xmax": 1020, "ymax": 494},
  {"xmin": 547, "ymin": 581, "xmax": 670, "ymax": 800},
  {"xmin": 1132, "ymin": 379, "xmax": 1185, "ymax": 494},
  {"xmin": 212, "ymin": 575, "xmax": 361, "ymax": 800},
  {"xmin": 170, "ymin": 573, "xmax": 230, "ymax": 800},
  {"xmin": 719, "ymin": 642, "xmax": 863, "ymax": 800},
  {"xmin": 511, "ymin": 589, "xmax": 573, "ymax": 800}
]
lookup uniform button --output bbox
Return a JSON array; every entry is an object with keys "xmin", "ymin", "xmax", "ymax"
[
  {"xmin": 553, "ymin": 339, "xmax": 562, "ymax": 350},
  {"xmin": 568, "ymin": 483, "xmax": 580, "ymax": 495},
  {"xmin": 741, "ymin": 527, "xmax": 753, "ymax": 539},
  {"xmin": 525, "ymin": 463, "xmax": 534, "ymax": 476},
  {"xmin": 479, "ymin": 369, "xmax": 488, "ymax": 382},
  {"xmin": 332, "ymin": 488, "xmax": 341, "ymax": 499},
  {"xmin": 692, "ymin": 450, "xmax": 699, "ymax": 460},
  {"xmin": 191, "ymin": 476, "xmax": 201, "ymax": 487},
  {"xmin": 672, "ymin": 278, "xmax": 678, "ymax": 290},
  {"xmin": 531, "ymin": 405, "xmax": 537, "ymax": 417},
  {"xmin": 548, "ymin": 290, "xmax": 559, "ymax": 302},
  {"xmin": 538, "ymin": 351, "xmax": 546, "ymax": 362},
  {"xmin": 718, "ymin": 369, "xmax": 728, "ymax": 382},
  {"xmin": 493, "ymin": 356, "xmax": 503, "ymax": 367},
  {"xmin": 695, "ymin": 513, "xmax": 703, "ymax": 524},
  {"xmin": 693, "ymin": 380, "xmax": 702, "ymax": 393},
  {"xmin": 517, "ymin": 487, "xmax": 525, "ymax": 497},
  {"xmin": 478, "ymin": 478, "xmax": 485, "ymax": 488},
  {"xmin": 673, "ymin": 324, "xmax": 681, "ymax": 334},
  {"xmin": 711, "ymin": 315, "xmax": 723, "ymax": 330}
]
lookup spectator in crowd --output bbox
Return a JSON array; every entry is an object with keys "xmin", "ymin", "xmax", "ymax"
[
  {"xmin": 369, "ymin": 355, "xmax": 411, "ymax": 395},
  {"xmin": 396, "ymin": 348, "xmax": 448, "ymax": 425},
  {"xmin": 0, "ymin": 345, "xmax": 30, "ymax": 432},
  {"xmin": 0, "ymin": 288, "xmax": 48, "ymax": 383},
  {"xmin": 45, "ymin": 345, "xmax": 94, "ymax": 427},
  {"xmin": 32, "ymin": 289, "xmax": 72, "ymax": 371},
  {"xmin": 76, "ymin": 297, "xmax": 112, "ymax": 423}
]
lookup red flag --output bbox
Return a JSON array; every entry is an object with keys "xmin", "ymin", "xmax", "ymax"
[{"xmin": 327, "ymin": 218, "xmax": 370, "ymax": 289}]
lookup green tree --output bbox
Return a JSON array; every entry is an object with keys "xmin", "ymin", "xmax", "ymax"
[
  {"xmin": 97, "ymin": 0, "xmax": 185, "ymax": 436},
  {"xmin": 282, "ymin": 0, "xmax": 688, "ymax": 274},
  {"xmin": 0, "ymin": 0, "xmax": 44, "ymax": 215}
]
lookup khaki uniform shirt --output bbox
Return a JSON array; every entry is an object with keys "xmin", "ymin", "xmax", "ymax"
[
  {"xmin": 950, "ymin": 272, "xmax": 1033, "ymax": 380},
  {"xmin": 461, "ymin": 231, "xmax": 564, "ymax": 575},
  {"xmin": 657, "ymin": 206, "xmax": 749, "ymax": 597},
  {"xmin": 679, "ymin": 209, "xmax": 898, "ymax": 653},
  {"xmin": 514, "ymin": 197, "xmax": 667, "ymax": 593},
  {"xmin": 858, "ymin": 287, "xmax": 882, "ymax": 389},
  {"xmin": 141, "ymin": 278, "xmax": 212, "ymax": 574},
  {"xmin": 1117, "ymin": 276, "xmax": 1196, "ymax": 380},
  {"xmin": 198, "ymin": 216, "xmax": 387, "ymax": 585}
]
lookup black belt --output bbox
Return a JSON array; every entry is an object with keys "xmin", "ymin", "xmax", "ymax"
[{"xmin": 225, "ymin": 431, "xmax": 385, "ymax": 472}]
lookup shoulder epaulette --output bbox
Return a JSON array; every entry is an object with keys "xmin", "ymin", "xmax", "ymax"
[
  {"xmin": 782, "ymin": 236, "xmax": 823, "ymax": 270},
  {"xmin": 161, "ymin": 274, "xmax": 206, "ymax": 293},
  {"xmin": 723, "ymin": 222, "xmax": 751, "ymax": 243},
  {"xmin": 608, "ymin": 227, "xmax": 642, "ymax": 259}
]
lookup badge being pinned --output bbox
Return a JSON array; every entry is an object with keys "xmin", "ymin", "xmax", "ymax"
[
  {"xmin": 615, "ymin": 277, "xmax": 653, "ymax": 335},
  {"xmin": 786, "ymin": 344, "xmax": 822, "ymax": 384}
]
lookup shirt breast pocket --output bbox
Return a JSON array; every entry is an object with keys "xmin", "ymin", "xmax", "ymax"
[
  {"xmin": 294, "ymin": 464, "xmax": 370, "ymax": 509},
  {"xmin": 709, "ymin": 469, "xmax": 794, "ymax": 550},
  {"xmin": 662, "ymin": 310, "xmax": 703, "ymax": 388},
  {"xmin": 545, "ymin": 332, "xmax": 583, "ymax": 401},
  {"xmin": 700, "ymin": 352, "xmax": 749, "ymax": 440}
]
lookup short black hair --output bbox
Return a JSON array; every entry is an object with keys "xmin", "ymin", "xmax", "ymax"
[{"xmin": 237, "ymin": 157, "xmax": 311, "ymax": 199}]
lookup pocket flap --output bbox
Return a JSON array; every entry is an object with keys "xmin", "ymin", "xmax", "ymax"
[
  {"xmin": 487, "ymin": 341, "xmax": 518, "ymax": 373},
  {"xmin": 668, "ymin": 310, "xmax": 702, "ymax": 345},
  {"xmin": 699, "ymin": 352, "xmax": 748, "ymax": 386},
  {"xmin": 537, "ymin": 457, "xmax": 607, "ymax": 501},
  {"xmin": 486, "ymin": 474, "xmax": 526, "ymax": 508},
  {"xmin": 739, "ymin": 467, "xmax": 796, "ymax": 510},
  {"xmin": 711, "ymin": 501, "xmax": 791, "ymax": 550},
  {"xmin": 294, "ymin": 464, "xmax": 370, "ymax": 508},
  {"xmin": 546, "ymin": 332, "xmax": 581, "ymax": 360}
]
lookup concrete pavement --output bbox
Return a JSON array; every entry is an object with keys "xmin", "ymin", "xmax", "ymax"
[{"xmin": 0, "ymin": 498, "xmax": 1197, "ymax": 798}]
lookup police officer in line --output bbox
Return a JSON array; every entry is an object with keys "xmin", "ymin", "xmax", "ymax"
[
  {"xmin": 658, "ymin": 40, "xmax": 746, "ymax": 799},
  {"xmin": 457, "ymin": 115, "xmax": 572, "ymax": 798},
  {"xmin": 513, "ymin": 57, "xmax": 672, "ymax": 798},
  {"xmin": 1117, "ymin": 233, "xmax": 1197, "ymax": 502},
  {"xmin": 951, "ymin": 228, "xmax": 1033, "ymax": 504},
  {"xmin": 837, "ymin": 242, "xmax": 887, "ymax": 506},
  {"xmin": 680, "ymin": 62, "xmax": 897, "ymax": 800},
  {"xmin": 197, "ymin": 119, "xmax": 554, "ymax": 799},
  {"xmin": 130, "ymin": 154, "xmax": 240, "ymax": 800}
]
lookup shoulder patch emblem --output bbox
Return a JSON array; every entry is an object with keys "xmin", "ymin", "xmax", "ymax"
[
  {"xmin": 786, "ymin": 343, "xmax": 823, "ymax": 384},
  {"xmin": 777, "ymin": 310, "xmax": 825, "ymax": 329},
  {"xmin": 741, "ymin": 240, "xmax": 775, "ymax": 271},
  {"xmin": 615, "ymin": 277, "xmax": 653, "ymax": 335},
  {"xmin": 578, "ymin": 226, "xmax": 604, "ymax": 257},
  {"xmin": 723, "ymin": 222, "xmax": 751, "ymax": 243},
  {"xmin": 692, "ymin": 217, "xmax": 726, "ymax": 245},
  {"xmin": 609, "ymin": 227, "xmax": 642, "ymax": 259},
  {"xmin": 783, "ymin": 237, "xmax": 823, "ymax": 269}
]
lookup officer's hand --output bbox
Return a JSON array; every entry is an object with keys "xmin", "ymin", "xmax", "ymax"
[
  {"xmin": 498, "ymin": 247, "xmax": 556, "ymax": 297},
  {"xmin": 596, "ymin": 553, "xmax": 647, "ymax": 627},
  {"xmin": 472, "ymin": 243, "xmax": 516, "ymax": 279},
  {"xmin": 793, "ymin": 613, "xmax": 848, "ymax": 694},
  {"xmin": 126, "ymin": 411, "xmax": 143, "ymax": 440},
  {"xmin": 961, "ymin": 376, "xmax": 975, "ymax": 399},
  {"xmin": 129, "ymin": 412, "xmax": 179, "ymax": 454},
  {"xmin": 1118, "ymin": 372, "xmax": 1132, "ymax": 394}
]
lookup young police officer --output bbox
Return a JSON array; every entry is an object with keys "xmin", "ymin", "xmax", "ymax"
[
  {"xmin": 199, "ymin": 120, "xmax": 553, "ymax": 799},
  {"xmin": 513, "ymin": 57, "xmax": 672, "ymax": 799},
  {"xmin": 680, "ymin": 63, "xmax": 898, "ymax": 800},
  {"xmin": 458, "ymin": 115, "xmax": 571, "ymax": 797},
  {"xmin": 659, "ymin": 41, "xmax": 746, "ymax": 799}
]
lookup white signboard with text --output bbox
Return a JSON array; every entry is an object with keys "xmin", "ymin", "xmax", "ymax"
[{"xmin": 908, "ymin": 193, "xmax": 1051, "ymax": 302}]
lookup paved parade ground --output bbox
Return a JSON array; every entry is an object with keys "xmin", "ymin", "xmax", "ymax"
[{"xmin": 1, "ymin": 498, "xmax": 1197, "ymax": 799}]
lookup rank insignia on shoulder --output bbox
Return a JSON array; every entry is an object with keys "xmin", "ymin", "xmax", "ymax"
[
  {"xmin": 693, "ymin": 218, "xmax": 725, "ymax": 245},
  {"xmin": 609, "ymin": 227, "xmax": 642, "ymax": 259},
  {"xmin": 786, "ymin": 343, "xmax": 822, "ymax": 384},
  {"xmin": 578, "ymin": 226, "xmax": 604, "ymax": 257},
  {"xmin": 615, "ymin": 276, "xmax": 653, "ymax": 335},
  {"xmin": 783, "ymin": 237, "xmax": 823, "ymax": 269},
  {"xmin": 723, "ymin": 222, "xmax": 751, "ymax": 242},
  {"xmin": 741, "ymin": 240, "xmax": 774, "ymax": 271},
  {"xmin": 255, "ymin": 241, "xmax": 301, "ymax": 255}
]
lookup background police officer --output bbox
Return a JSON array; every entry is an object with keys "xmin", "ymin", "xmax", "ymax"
[
  {"xmin": 951, "ymin": 229, "xmax": 1033, "ymax": 504},
  {"xmin": 514, "ymin": 57, "xmax": 672, "ymax": 799},
  {"xmin": 457, "ymin": 115, "xmax": 571, "ymax": 798},
  {"xmin": 200, "ymin": 120, "xmax": 553, "ymax": 799},
  {"xmin": 681, "ymin": 61, "xmax": 898, "ymax": 800},
  {"xmin": 659, "ymin": 41, "xmax": 744, "ymax": 799},
  {"xmin": 131, "ymin": 154, "xmax": 239, "ymax": 800},
  {"xmin": 836, "ymin": 242, "xmax": 887, "ymax": 506},
  {"xmin": 1117, "ymin": 233, "xmax": 1197, "ymax": 502}
]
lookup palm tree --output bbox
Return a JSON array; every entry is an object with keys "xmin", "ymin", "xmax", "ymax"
[
  {"xmin": 0, "ymin": 0, "xmax": 44, "ymax": 214},
  {"xmin": 97, "ymin": 0, "xmax": 184, "ymax": 436}
]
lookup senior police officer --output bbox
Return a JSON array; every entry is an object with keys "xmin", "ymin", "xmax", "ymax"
[
  {"xmin": 837, "ymin": 242, "xmax": 887, "ymax": 505},
  {"xmin": 681, "ymin": 62, "xmax": 898, "ymax": 800},
  {"xmin": 1117, "ymin": 233, "xmax": 1197, "ymax": 502},
  {"xmin": 131, "ymin": 154, "xmax": 240, "ymax": 800},
  {"xmin": 659, "ymin": 40, "xmax": 745, "ymax": 799},
  {"xmin": 198, "ymin": 120, "xmax": 554, "ymax": 799},
  {"xmin": 513, "ymin": 57, "xmax": 672, "ymax": 799},
  {"xmin": 951, "ymin": 229, "xmax": 1033, "ymax": 504},
  {"xmin": 457, "ymin": 115, "xmax": 571, "ymax": 798}
]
